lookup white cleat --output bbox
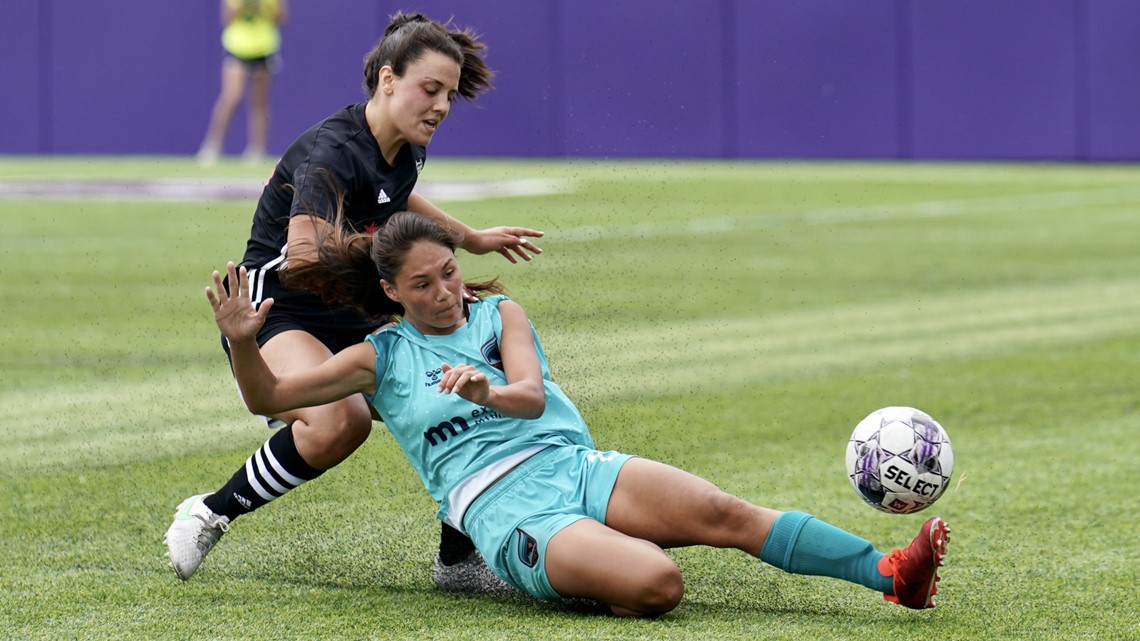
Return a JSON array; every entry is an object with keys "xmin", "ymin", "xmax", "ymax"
[
  {"xmin": 432, "ymin": 550, "xmax": 517, "ymax": 594},
  {"xmin": 164, "ymin": 494, "xmax": 230, "ymax": 580}
]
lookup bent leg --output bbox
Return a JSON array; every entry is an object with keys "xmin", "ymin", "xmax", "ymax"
[
  {"xmin": 260, "ymin": 330, "xmax": 372, "ymax": 468},
  {"xmin": 244, "ymin": 70, "xmax": 271, "ymax": 160},
  {"xmin": 199, "ymin": 58, "xmax": 248, "ymax": 160},
  {"xmin": 205, "ymin": 330, "xmax": 372, "ymax": 519},
  {"xmin": 545, "ymin": 519, "xmax": 684, "ymax": 617},
  {"xmin": 604, "ymin": 458, "xmax": 779, "ymax": 552},
  {"xmin": 605, "ymin": 458, "xmax": 891, "ymax": 593}
]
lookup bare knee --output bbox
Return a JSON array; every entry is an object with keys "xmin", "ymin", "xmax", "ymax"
[
  {"xmin": 690, "ymin": 489, "xmax": 768, "ymax": 549},
  {"xmin": 613, "ymin": 560, "xmax": 685, "ymax": 617},
  {"xmin": 291, "ymin": 402, "xmax": 372, "ymax": 467}
]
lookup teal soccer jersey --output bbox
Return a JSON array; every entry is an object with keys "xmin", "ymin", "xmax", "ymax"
[{"xmin": 363, "ymin": 295, "xmax": 594, "ymax": 521}]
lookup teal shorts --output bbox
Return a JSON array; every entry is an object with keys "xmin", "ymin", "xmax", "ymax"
[{"xmin": 461, "ymin": 444, "xmax": 634, "ymax": 600}]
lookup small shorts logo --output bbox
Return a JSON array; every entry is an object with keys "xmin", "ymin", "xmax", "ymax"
[
  {"xmin": 586, "ymin": 450, "xmax": 619, "ymax": 464},
  {"xmin": 516, "ymin": 528, "xmax": 539, "ymax": 568}
]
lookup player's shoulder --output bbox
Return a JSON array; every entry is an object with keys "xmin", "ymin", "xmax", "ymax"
[
  {"xmin": 289, "ymin": 104, "xmax": 369, "ymax": 158},
  {"xmin": 366, "ymin": 325, "xmax": 404, "ymax": 363},
  {"xmin": 476, "ymin": 294, "xmax": 511, "ymax": 313}
]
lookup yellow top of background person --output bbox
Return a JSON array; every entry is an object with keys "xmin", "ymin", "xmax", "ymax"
[{"xmin": 222, "ymin": 0, "xmax": 283, "ymax": 60}]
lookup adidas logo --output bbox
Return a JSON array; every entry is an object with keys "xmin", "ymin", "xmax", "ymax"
[
  {"xmin": 377, "ymin": 189, "xmax": 391, "ymax": 204},
  {"xmin": 234, "ymin": 493, "xmax": 252, "ymax": 509},
  {"xmin": 415, "ymin": 159, "xmax": 424, "ymax": 173}
]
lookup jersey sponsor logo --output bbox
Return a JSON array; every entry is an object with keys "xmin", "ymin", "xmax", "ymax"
[
  {"xmin": 422, "ymin": 407, "xmax": 503, "ymax": 446},
  {"xmin": 480, "ymin": 338, "xmax": 504, "ymax": 371},
  {"xmin": 423, "ymin": 416, "xmax": 470, "ymax": 446},
  {"xmin": 377, "ymin": 189, "xmax": 391, "ymax": 204},
  {"xmin": 516, "ymin": 528, "xmax": 539, "ymax": 568}
]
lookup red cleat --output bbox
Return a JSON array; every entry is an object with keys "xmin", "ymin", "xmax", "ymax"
[{"xmin": 879, "ymin": 516, "xmax": 951, "ymax": 609}]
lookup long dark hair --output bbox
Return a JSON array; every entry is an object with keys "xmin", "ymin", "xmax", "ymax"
[
  {"xmin": 281, "ymin": 205, "xmax": 503, "ymax": 323},
  {"xmin": 362, "ymin": 12, "xmax": 494, "ymax": 100}
]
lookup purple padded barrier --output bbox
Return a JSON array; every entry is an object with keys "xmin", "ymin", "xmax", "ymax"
[
  {"xmin": 909, "ymin": 0, "xmax": 1080, "ymax": 160},
  {"xmin": 392, "ymin": 0, "xmax": 562, "ymax": 157},
  {"xmin": 557, "ymin": 0, "xmax": 728, "ymax": 157},
  {"xmin": 0, "ymin": 0, "xmax": 44, "ymax": 153},
  {"xmin": 732, "ymin": 0, "xmax": 901, "ymax": 159},
  {"xmin": 46, "ymin": 0, "xmax": 215, "ymax": 154},
  {"xmin": 260, "ymin": 1, "xmax": 389, "ymax": 155},
  {"xmin": 1087, "ymin": 0, "xmax": 1140, "ymax": 161},
  {"xmin": 4, "ymin": 0, "xmax": 1140, "ymax": 160}
]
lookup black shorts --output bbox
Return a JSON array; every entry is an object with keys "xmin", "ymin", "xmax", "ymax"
[
  {"xmin": 227, "ymin": 51, "xmax": 281, "ymax": 74},
  {"xmin": 220, "ymin": 268, "xmax": 377, "ymax": 354},
  {"xmin": 219, "ymin": 270, "xmax": 379, "ymax": 428}
]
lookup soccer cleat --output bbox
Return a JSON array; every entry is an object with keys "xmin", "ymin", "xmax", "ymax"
[
  {"xmin": 879, "ymin": 516, "xmax": 951, "ymax": 609},
  {"xmin": 432, "ymin": 550, "xmax": 517, "ymax": 594},
  {"xmin": 165, "ymin": 494, "xmax": 230, "ymax": 581}
]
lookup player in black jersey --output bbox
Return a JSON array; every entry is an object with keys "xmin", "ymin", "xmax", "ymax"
[{"xmin": 166, "ymin": 12, "xmax": 538, "ymax": 593}]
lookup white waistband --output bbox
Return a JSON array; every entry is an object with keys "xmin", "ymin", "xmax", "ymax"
[{"xmin": 443, "ymin": 445, "xmax": 547, "ymax": 534}]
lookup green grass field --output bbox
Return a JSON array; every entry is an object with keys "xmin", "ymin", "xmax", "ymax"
[{"xmin": 1, "ymin": 157, "xmax": 1137, "ymax": 640}]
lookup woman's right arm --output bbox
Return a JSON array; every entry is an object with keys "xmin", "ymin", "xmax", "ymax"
[
  {"xmin": 208, "ymin": 262, "xmax": 376, "ymax": 415},
  {"xmin": 285, "ymin": 214, "xmax": 332, "ymax": 264}
]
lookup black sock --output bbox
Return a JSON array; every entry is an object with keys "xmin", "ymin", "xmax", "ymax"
[
  {"xmin": 438, "ymin": 522, "xmax": 477, "ymax": 565},
  {"xmin": 204, "ymin": 425, "xmax": 323, "ymax": 520}
]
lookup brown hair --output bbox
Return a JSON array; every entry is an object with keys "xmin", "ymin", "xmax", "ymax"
[
  {"xmin": 281, "ymin": 206, "xmax": 503, "ymax": 322},
  {"xmin": 362, "ymin": 12, "xmax": 494, "ymax": 100}
]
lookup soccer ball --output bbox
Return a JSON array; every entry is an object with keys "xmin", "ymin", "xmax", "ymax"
[{"xmin": 845, "ymin": 406, "xmax": 954, "ymax": 514}]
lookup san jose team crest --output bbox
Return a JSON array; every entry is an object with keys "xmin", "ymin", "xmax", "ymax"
[{"xmin": 481, "ymin": 337, "xmax": 503, "ymax": 370}]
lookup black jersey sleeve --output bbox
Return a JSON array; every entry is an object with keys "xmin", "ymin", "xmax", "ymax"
[{"xmin": 289, "ymin": 158, "xmax": 352, "ymax": 222}]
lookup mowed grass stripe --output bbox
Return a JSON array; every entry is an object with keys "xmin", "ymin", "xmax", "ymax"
[
  {"xmin": 548, "ymin": 185, "xmax": 1140, "ymax": 242},
  {"xmin": 544, "ymin": 278, "xmax": 1140, "ymax": 399},
  {"xmin": 0, "ymin": 369, "xmax": 263, "ymax": 473},
  {"xmin": 6, "ymin": 277, "xmax": 1137, "ymax": 472}
]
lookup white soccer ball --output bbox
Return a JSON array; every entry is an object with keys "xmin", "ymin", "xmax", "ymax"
[{"xmin": 845, "ymin": 406, "xmax": 954, "ymax": 514}]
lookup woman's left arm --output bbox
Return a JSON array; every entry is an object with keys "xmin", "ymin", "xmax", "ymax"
[
  {"xmin": 407, "ymin": 192, "xmax": 543, "ymax": 264},
  {"xmin": 437, "ymin": 300, "xmax": 546, "ymax": 419}
]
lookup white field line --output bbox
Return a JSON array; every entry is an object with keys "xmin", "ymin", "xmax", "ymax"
[{"xmin": 0, "ymin": 177, "xmax": 570, "ymax": 203}]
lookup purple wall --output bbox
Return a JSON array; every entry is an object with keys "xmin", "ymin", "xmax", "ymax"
[{"xmin": 3, "ymin": 0, "xmax": 1139, "ymax": 160}]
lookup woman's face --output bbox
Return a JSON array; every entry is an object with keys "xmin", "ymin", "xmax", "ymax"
[
  {"xmin": 382, "ymin": 50, "xmax": 461, "ymax": 147},
  {"xmin": 382, "ymin": 240, "xmax": 465, "ymax": 335}
]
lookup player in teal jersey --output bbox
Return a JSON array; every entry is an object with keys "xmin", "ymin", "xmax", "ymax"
[{"xmin": 206, "ymin": 211, "xmax": 953, "ymax": 617}]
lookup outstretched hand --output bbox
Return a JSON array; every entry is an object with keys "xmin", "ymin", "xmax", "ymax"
[
  {"xmin": 438, "ymin": 362, "xmax": 491, "ymax": 406},
  {"xmin": 464, "ymin": 226, "xmax": 544, "ymax": 263},
  {"xmin": 206, "ymin": 262, "xmax": 274, "ymax": 343}
]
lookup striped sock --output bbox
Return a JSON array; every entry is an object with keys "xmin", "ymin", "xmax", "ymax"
[
  {"xmin": 759, "ymin": 511, "xmax": 893, "ymax": 593},
  {"xmin": 204, "ymin": 425, "xmax": 323, "ymax": 520}
]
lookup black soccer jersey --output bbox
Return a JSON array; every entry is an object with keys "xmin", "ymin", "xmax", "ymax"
[
  {"xmin": 239, "ymin": 102, "xmax": 426, "ymax": 335},
  {"xmin": 243, "ymin": 102, "xmax": 426, "ymax": 269}
]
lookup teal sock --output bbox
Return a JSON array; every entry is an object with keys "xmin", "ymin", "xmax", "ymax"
[{"xmin": 759, "ymin": 511, "xmax": 893, "ymax": 594}]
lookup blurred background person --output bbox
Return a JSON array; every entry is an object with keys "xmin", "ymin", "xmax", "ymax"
[{"xmin": 197, "ymin": 0, "xmax": 287, "ymax": 165}]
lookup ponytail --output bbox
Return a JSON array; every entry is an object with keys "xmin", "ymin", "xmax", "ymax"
[
  {"xmin": 280, "ymin": 213, "xmax": 401, "ymax": 322},
  {"xmin": 280, "ymin": 201, "xmax": 504, "ymax": 323}
]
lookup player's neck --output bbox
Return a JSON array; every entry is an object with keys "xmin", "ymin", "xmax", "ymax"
[{"xmin": 364, "ymin": 100, "xmax": 404, "ymax": 166}]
